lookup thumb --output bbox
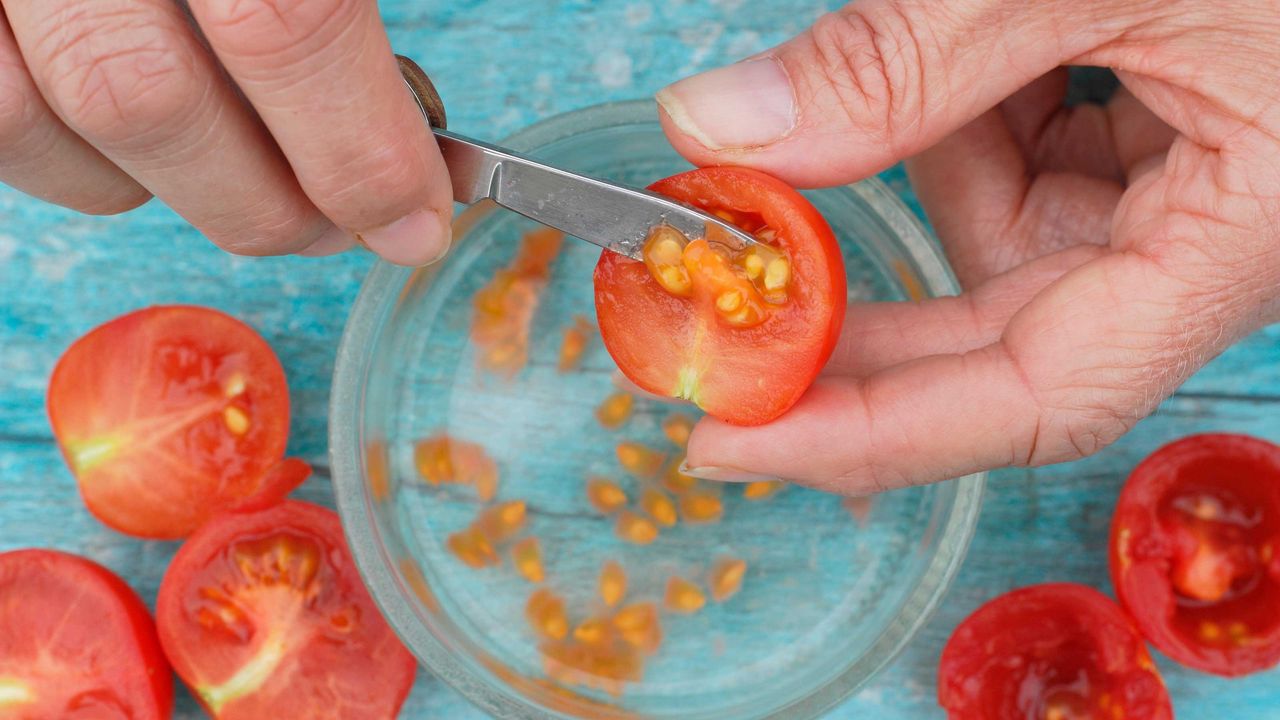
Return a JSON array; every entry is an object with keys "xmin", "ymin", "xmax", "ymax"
[{"xmin": 656, "ymin": 0, "xmax": 1140, "ymax": 187}]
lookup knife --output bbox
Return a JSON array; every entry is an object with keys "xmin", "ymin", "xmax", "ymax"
[{"xmin": 396, "ymin": 56, "xmax": 759, "ymax": 261}]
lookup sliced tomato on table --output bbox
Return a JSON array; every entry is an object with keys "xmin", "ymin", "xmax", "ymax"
[
  {"xmin": 594, "ymin": 167, "xmax": 846, "ymax": 426},
  {"xmin": 1110, "ymin": 433, "xmax": 1280, "ymax": 676},
  {"xmin": 938, "ymin": 583, "xmax": 1171, "ymax": 720},
  {"xmin": 47, "ymin": 305, "xmax": 306, "ymax": 538},
  {"xmin": 156, "ymin": 500, "xmax": 416, "ymax": 718},
  {"xmin": 0, "ymin": 549, "xmax": 172, "ymax": 719}
]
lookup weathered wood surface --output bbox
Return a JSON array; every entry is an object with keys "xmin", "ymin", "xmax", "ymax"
[{"xmin": 1, "ymin": 1, "xmax": 1277, "ymax": 717}]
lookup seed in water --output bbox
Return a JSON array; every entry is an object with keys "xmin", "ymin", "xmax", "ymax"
[
  {"xmin": 599, "ymin": 561, "xmax": 627, "ymax": 607},
  {"xmin": 639, "ymin": 488, "xmax": 677, "ymax": 527},
  {"xmin": 662, "ymin": 414, "xmax": 694, "ymax": 448},
  {"xmin": 447, "ymin": 526, "xmax": 499, "ymax": 569},
  {"xmin": 558, "ymin": 316, "xmax": 594, "ymax": 372},
  {"xmin": 664, "ymin": 577, "xmax": 706, "ymax": 613},
  {"xmin": 615, "ymin": 511, "xmax": 659, "ymax": 545},
  {"xmin": 663, "ymin": 458, "xmax": 698, "ymax": 494},
  {"xmin": 572, "ymin": 617, "xmax": 610, "ymax": 645},
  {"xmin": 612, "ymin": 602, "xmax": 662, "ymax": 654},
  {"xmin": 413, "ymin": 434, "xmax": 499, "ymax": 501},
  {"xmin": 526, "ymin": 589, "xmax": 569, "ymax": 641},
  {"xmin": 679, "ymin": 492, "xmax": 724, "ymax": 524},
  {"xmin": 617, "ymin": 442, "xmax": 666, "ymax": 478},
  {"xmin": 709, "ymin": 558, "xmax": 747, "ymax": 602},
  {"xmin": 511, "ymin": 537, "xmax": 544, "ymax": 583},
  {"xmin": 475, "ymin": 501, "xmax": 527, "ymax": 544},
  {"xmin": 743, "ymin": 481, "xmax": 784, "ymax": 500},
  {"xmin": 595, "ymin": 392, "xmax": 634, "ymax": 429},
  {"xmin": 223, "ymin": 406, "xmax": 250, "ymax": 435},
  {"xmin": 587, "ymin": 478, "xmax": 628, "ymax": 514}
]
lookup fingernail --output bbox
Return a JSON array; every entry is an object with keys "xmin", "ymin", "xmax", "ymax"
[
  {"xmin": 678, "ymin": 460, "xmax": 779, "ymax": 484},
  {"xmin": 297, "ymin": 226, "xmax": 356, "ymax": 257},
  {"xmin": 356, "ymin": 209, "xmax": 452, "ymax": 267},
  {"xmin": 656, "ymin": 57, "xmax": 797, "ymax": 151}
]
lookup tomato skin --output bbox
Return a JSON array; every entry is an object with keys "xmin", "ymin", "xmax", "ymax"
[
  {"xmin": 1110, "ymin": 433, "xmax": 1280, "ymax": 676},
  {"xmin": 156, "ymin": 500, "xmax": 416, "ymax": 719},
  {"xmin": 47, "ymin": 305, "xmax": 298, "ymax": 538},
  {"xmin": 594, "ymin": 167, "xmax": 846, "ymax": 426},
  {"xmin": 0, "ymin": 549, "xmax": 173, "ymax": 719},
  {"xmin": 938, "ymin": 583, "xmax": 1171, "ymax": 720}
]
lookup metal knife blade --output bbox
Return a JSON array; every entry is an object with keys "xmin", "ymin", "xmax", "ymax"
[{"xmin": 431, "ymin": 128, "xmax": 759, "ymax": 261}]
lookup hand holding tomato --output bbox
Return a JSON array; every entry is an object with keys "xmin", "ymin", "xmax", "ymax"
[
  {"xmin": 0, "ymin": 0, "xmax": 451, "ymax": 265},
  {"xmin": 658, "ymin": 0, "xmax": 1280, "ymax": 492}
]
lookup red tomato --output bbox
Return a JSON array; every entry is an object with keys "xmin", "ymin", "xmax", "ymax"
[
  {"xmin": 594, "ymin": 167, "xmax": 846, "ymax": 426},
  {"xmin": 156, "ymin": 500, "xmax": 416, "ymax": 718},
  {"xmin": 1110, "ymin": 433, "xmax": 1280, "ymax": 676},
  {"xmin": 938, "ymin": 583, "xmax": 1171, "ymax": 720},
  {"xmin": 0, "ymin": 549, "xmax": 173, "ymax": 719},
  {"xmin": 48, "ymin": 305, "xmax": 305, "ymax": 538}
]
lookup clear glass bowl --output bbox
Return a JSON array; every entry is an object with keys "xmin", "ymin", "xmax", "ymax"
[{"xmin": 330, "ymin": 100, "xmax": 984, "ymax": 719}]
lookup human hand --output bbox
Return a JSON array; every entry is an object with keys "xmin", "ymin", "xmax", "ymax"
[
  {"xmin": 658, "ymin": 0, "xmax": 1280, "ymax": 493},
  {"xmin": 0, "ymin": 0, "xmax": 451, "ymax": 265}
]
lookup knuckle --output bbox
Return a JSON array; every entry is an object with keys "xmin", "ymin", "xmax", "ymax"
[
  {"xmin": 35, "ymin": 10, "xmax": 199, "ymax": 144},
  {"xmin": 0, "ymin": 70, "xmax": 38, "ymax": 151},
  {"xmin": 206, "ymin": 196, "xmax": 320, "ymax": 256},
  {"xmin": 304, "ymin": 141, "xmax": 426, "ymax": 228},
  {"xmin": 806, "ymin": 6, "xmax": 931, "ymax": 151},
  {"xmin": 193, "ymin": 0, "xmax": 356, "ymax": 61}
]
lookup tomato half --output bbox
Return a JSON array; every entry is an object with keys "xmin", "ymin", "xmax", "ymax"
[
  {"xmin": 156, "ymin": 500, "xmax": 416, "ymax": 718},
  {"xmin": 1110, "ymin": 433, "xmax": 1280, "ymax": 676},
  {"xmin": 938, "ymin": 583, "xmax": 1171, "ymax": 720},
  {"xmin": 594, "ymin": 167, "xmax": 846, "ymax": 426},
  {"xmin": 0, "ymin": 549, "xmax": 173, "ymax": 719},
  {"xmin": 48, "ymin": 305, "xmax": 304, "ymax": 538}
]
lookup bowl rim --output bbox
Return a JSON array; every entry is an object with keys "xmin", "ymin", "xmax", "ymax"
[{"xmin": 330, "ymin": 99, "xmax": 985, "ymax": 719}]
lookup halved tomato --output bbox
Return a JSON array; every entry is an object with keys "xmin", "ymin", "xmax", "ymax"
[
  {"xmin": 47, "ymin": 305, "xmax": 305, "ymax": 538},
  {"xmin": 938, "ymin": 583, "xmax": 1171, "ymax": 720},
  {"xmin": 156, "ymin": 500, "xmax": 416, "ymax": 718},
  {"xmin": 0, "ymin": 549, "xmax": 172, "ymax": 719},
  {"xmin": 594, "ymin": 167, "xmax": 846, "ymax": 426},
  {"xmin": 1110, "ymin": 433, "xmax": 1280, "ymax": 676}
]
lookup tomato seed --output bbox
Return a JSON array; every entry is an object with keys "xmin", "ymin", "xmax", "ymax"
[
  {"xmin": 679, "ymin": 492, "xmax": 723, "ymax": 524},
  {"xmin": 661, "ymin": 414, "xmax": 693, "ymax": 448},
  {"xmin": 709, "ymin": 558, "xmax": 747, "ymax": 602},
  {"xmin": 664, "ymin": 577, "xmax": 706, "ymax": 613},
  {"xmin": 572, "ymin": 617, "xmax": 610, "ymax": 645},
  {"xmin": 595, "ymin": 392, "xmax": 634, "ymax": 429},
  {"xmin": 223, "ymin": 406, "xmax": 250, "ymax": 435},
  {"xmin": 526, "ymin": 589, "xmax": 569, "ymax": 641},
  {"xmin": 615, "ymin": 511, "xmax": 659, "ymax": 545},
  {"xmin": 558, "ymin": 316, "xmax": 594, "ymax": 372},
  {"xmin": 475, "ymin": 501, "xmax": 527, "ymax": 544},
  {"xmin": 447, "ymin": 526, "xmax": 499, "ymax": 569},
  {"xmin": 616, "ymin": 442, "xmax": 666, "ymax": 478},
  {"xmin": 743, "ymin": 481, "xmax": 784, "ymax": 500},
  {"xmin": 639, "ymin": 488, "xmax": 677, "ymax": 527},
  {"xmin": 587, "ymin": 478, "xmax": 628, "ymax": 514},
  {"xmin": 599, "ymin": 561, "xmax": 627, "ymax": 608},
  {"xmin": 612, "ymin": 602, "xmax": 662, "ymax": 654},
  {"xmin": 511, "ymin": 537, "xmax": 544, "ymax": 583},
  {"xmin": 223, "ymin": 372, "xmax": 246, "ymax": 398}
]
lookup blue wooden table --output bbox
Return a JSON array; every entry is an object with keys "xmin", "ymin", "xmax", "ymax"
[{"xmin": 2, "ymin": 1, "xmax": 1278, "ymax": 717}]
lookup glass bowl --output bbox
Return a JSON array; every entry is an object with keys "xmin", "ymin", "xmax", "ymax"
[{"xmin": 330, "ymin": 100, "xmax": 984, "ymax": 719}]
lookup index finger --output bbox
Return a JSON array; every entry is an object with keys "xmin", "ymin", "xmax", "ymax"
[{"xmin": 188, "ymin": 0, "xmax": 453, "ymax": 266}]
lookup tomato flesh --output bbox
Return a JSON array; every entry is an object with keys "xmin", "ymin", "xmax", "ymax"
[
  {"xmin": 156, "ymin": 500, "xmax": 416, "ymax": 718},
  {"xmin": 938, "ymin": 583, "xmax": 1171, "ymax": 720},
  {"xmin": 1110, "ymin": 433, "xmax": 1280, "ymax": 676},
  {"xmin": 47, "ymin": 306, "xmax": 301, "ymax": 538},
  {"xmin": 594, "ymin": 167, "xmax": 845, "ymax": 426},
  {"xmin": 0, "ymin": 549, "xmax": 172, "ymax": 719}
]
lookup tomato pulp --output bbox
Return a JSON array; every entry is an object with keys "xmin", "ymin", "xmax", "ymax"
[
  {"xmin": 594, "ymin": 167, "xmax": 846, "ymax": 426},
  {"xmin": 156, "ymin": 500, "xmax": 416, "ymax": 718},
  {"xmin": 47, "ymin": 306, "xmax": 304, "ymax": 538},
  {"xmin": 1110, "ymin": 433, "xmax": 1280, "ymax": 675},
  {"xmin": 0, "ymin": 549, "xmax": 172, "ymax": 719},
  {"xmin": 938, "ymin": 583, "xmax": 1171, "ymax": 720}
]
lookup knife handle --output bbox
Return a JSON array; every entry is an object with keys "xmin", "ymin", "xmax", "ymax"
[{"xmin": 396, "ymin": 55, "xmax": 448, "ymax": 130}]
